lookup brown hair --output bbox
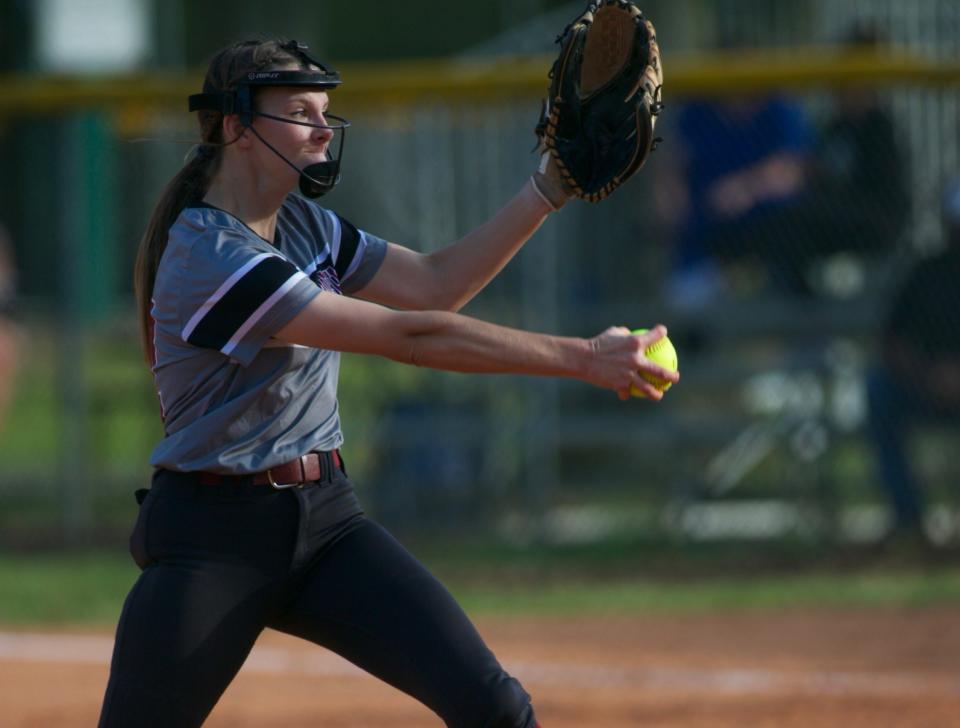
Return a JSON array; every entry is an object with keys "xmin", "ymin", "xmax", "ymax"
[{"xmin": 134, "ymin": 38, "xmax": 305, "ymax": 361}]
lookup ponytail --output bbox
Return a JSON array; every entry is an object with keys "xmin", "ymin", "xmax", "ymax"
[{"xmin": 134, "ymin": 150, "xmax": 217, "ymax": 361}]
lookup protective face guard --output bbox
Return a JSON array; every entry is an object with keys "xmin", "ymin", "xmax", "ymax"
[{"xmin": 187, "ymin": 41, "xmax": 351, "ymax": 197}]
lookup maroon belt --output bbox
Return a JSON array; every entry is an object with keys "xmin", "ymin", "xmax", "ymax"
[{"xmin": 197, "ymin": 450, "xmax": 342, "ymax": 489}]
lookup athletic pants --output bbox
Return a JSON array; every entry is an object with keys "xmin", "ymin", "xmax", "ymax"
[
  {"xmin": 98, "ymin": 466, "xmax": 537, "ymax": 727},
  {"xmin": 866, "ymin": 367, "xmax": 960, "ymax": 532}
]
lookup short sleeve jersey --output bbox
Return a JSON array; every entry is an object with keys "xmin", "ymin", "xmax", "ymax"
[{"xmin": 148, "ymin": 194, "xmax": 387, "ymax": 474}]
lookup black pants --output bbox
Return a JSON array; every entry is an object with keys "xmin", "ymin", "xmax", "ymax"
[{"xmin": 98, "ymin": 468, "xmax": 536, "ymax": 728}]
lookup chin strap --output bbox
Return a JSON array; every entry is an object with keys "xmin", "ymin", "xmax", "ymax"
[{"xmin": 243, "ymin": 117, "xmax": 346, "ymax": 198}]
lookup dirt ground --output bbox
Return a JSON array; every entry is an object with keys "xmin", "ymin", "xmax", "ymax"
[{"xmin": 2, "ymin": 608, "xmax": 959, "ymax": 727}]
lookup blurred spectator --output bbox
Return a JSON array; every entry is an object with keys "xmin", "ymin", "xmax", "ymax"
[
  {"xmin": 865, "ymin": 178, "xmax": 960, "ymax": 544},
  {"xmin": 765, "ymin": 24, "xmax": 909, "ymax": 295},
  {"xmin": 657, "ymin": 24, "xmax": 908, "ymax": 304},
  {"xmin": 0, "ymin": 223, "xmax": 19, "ymax": 432},
  {"xmin": 656, "ymin": 94, "xmax": 812, "ymax": 307}
]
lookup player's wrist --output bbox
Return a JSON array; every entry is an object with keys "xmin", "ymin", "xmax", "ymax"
[
  {"xmin": 530, "ymin": 153, "xmax": 573, "ymax": 212},
  {"xmin": 529, "ymin": 175, "xmax": 565, "ymax": 213}
]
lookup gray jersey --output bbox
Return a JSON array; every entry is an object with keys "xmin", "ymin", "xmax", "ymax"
[{"xmin": 149, "ymin": 195, "xmax": 387, "ymax": 474}]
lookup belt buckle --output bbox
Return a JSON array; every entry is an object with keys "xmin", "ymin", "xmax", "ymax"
[{"xmin": 266, "ymin": 468, "xmax": 303, "ymax": 490}]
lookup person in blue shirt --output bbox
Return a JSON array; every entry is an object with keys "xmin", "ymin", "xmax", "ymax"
[{"xmin": 658, "ymin": 95, "xmax": 812, "ymax": 305}]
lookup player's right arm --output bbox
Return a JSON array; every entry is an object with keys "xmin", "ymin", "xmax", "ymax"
[{"xmin": 274, "ymin": 291, "xmax": 677, "ymax": 400}]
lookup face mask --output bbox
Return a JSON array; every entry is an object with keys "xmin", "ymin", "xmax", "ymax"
[{"xmin": 188, "ymin": 41, "xmax": 351, "ymax": 197}]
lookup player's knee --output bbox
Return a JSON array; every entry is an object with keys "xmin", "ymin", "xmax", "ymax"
[{"xmin": 477, "ymin": 673, "xmax": 537, "ymax": 728}]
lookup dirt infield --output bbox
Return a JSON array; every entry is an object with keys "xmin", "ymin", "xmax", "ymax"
[{"xmin": 2, "ymin": 609, "xmax": 959, "ymax": 727}]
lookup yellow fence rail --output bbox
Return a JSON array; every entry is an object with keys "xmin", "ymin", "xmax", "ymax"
[{"xmin": 2, "ymin": 48, "xmax": 960, "ymax": 119}]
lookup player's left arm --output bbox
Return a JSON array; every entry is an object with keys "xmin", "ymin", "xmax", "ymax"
[{"xmin": 354, "ymin": 180, "xmax": 552, "ymax": 312}]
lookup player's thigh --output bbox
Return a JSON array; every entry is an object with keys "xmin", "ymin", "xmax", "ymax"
[
  {"xmin": 100, "ymin": 559, "xmax": 274, "ymax": 728},
  {"xmin": 274, "ymin": 518, "xmax": 534, "ymax": 727},
  {"xmin": 100, "ymin": 478, "xmax": 298, "ymax": 728}
]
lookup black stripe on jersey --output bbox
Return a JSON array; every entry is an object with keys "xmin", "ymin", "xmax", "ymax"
[
  {"xmin": 186, "ymin": 256, "xmax": 299, "ymax": 351},
  {"xmin": 335, "ymin": 215, "xmax": 361, "ymax": 279}
]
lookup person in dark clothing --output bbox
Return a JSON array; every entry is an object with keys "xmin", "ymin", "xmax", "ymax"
[
  {"xmin": 865, "ymin": 178, "xmax": 960, "ymax": 541},
  {"xmin": 765, "ymin": 24, "xmax": 909, "ymax": 294}
]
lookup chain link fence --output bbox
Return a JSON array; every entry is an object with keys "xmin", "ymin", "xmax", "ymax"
[{"xmin": 0, "ymin": 1, "xmax": 958, "ymax": 549}]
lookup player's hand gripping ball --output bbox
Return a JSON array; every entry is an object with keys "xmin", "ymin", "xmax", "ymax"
[{"xmin": 630, "ymin": 328, "xmax": 677, "ymax": 398}]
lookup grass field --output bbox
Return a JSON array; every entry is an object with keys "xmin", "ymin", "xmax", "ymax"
[{"xmin": 2, "ymin": 549, "xmax": 960, "ymax": 625}]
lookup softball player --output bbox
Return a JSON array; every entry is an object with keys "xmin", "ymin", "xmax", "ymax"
[{"xmin": 98, "ymin": 38, "xmax": 677, "ymax": 728}]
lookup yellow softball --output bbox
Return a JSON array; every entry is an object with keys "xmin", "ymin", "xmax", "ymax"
[{"xmin": 630, "ymin": 328, "xmax": 678, "ymax": 398}]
